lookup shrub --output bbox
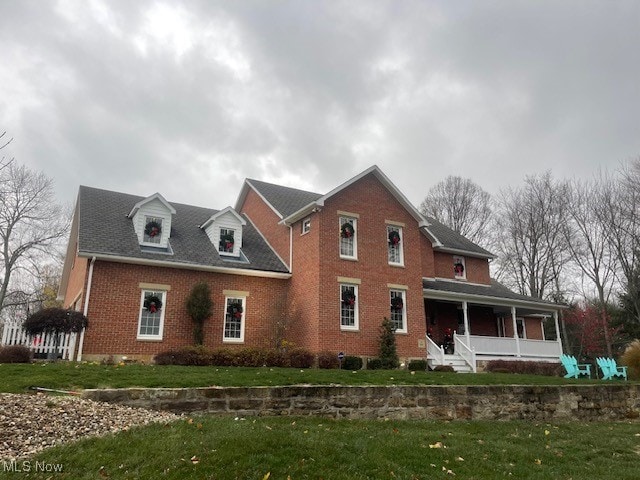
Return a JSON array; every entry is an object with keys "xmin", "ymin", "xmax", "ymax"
[
  {"xmin": 209, "ymin": 348, "xmax": 235, "ymax": 366},
  {"xmin": 433, "ymin": 365, "xmax": 455, "ymax": 373},
  {"xmin": 318, "ymin": 351, "xmax": 339, "ymax": 369},
  {"xmin": 233, "ymin": 348, "xmax": 268, "ymax": 367},
  {"xmin": 154, "ymin": 346, "xmax": 212, "ymax": 366},
  {"xmin": 367, "ymin": 358, "xmax": 383, "ymax": 370},
  {"xmin": 0, "ymin": 345, "xmax": 32, "ymax": 363},
  {"xmin": 408, "ymin": 359, "xmax": 427, "ymax": 371},
  {"xmin": 378, "ymin": 317, "xmax": 399, "ymax": 369},
  {"xmin": 621, "ymin": 339, "xmax": 640, "ymax": 380},
  {"xmin": 264, "ymin": 349, "xmax": 289, "ymax": 368},
  {"xmin": 485, "ymin": 359, "xmax": 562, "ymax": 376},
  {"xmin": 342, "ymin": 355, "xmax": 363, "ymax": 370},
  {"xmin": 288, "ymin": 347, "xmax": 315, "ymax": 368},
  {"xmin": 185, "ymin": 282, "xmax": 213, "ymax": 345},
  {"xmin": 24, "ymin": 308, "xmax": 88, "ymax": 334}
]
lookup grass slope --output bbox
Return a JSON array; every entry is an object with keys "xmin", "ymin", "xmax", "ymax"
[
  {"xmin": 0, "ymin": 362, "xmax": 596, "ymax": 394},
  {"xmin": 11, "ymin": 417, "xmax": 640, "ymax": 480}
]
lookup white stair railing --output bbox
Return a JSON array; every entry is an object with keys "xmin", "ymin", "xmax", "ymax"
[
  {"xmin": 453, "ymin": 333, "xmax": 477, "ymax": 373},
  {"xmin": 426, "ymin": 334, "xmax": 445, "ymax": 366}
]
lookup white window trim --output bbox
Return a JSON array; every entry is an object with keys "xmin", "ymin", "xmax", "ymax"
[
  {"xmin": 137, "ymin": 290, "xmax": 166, "ymax": 341},
  {"xmin": 387, "ymin": 225, "xmax": 404, "ymax": 267},
  {"xmin": 453, "ymin": 255, "xmax": 466, "ymax": 280},
  {"xmin": 339, "ymin": 217, "xmax": 358, "ymax": 260},
  {"xmin": 301, "ymin": 217, "xmax": 311, "ymax": 235},
  {"xmin": 223, "ymin": 295, "xmax": 246, "ymax": 343},
  {"xmin": 340, "ymin": 283, "xmax": 359, "ymax": 331},
  {"xmin": 141, "ymin": 215, "xmax": 167, "ymax": 247},
  {"xmin": 390, "ymin": 289, "xmax": 408, "ymax": 334}
]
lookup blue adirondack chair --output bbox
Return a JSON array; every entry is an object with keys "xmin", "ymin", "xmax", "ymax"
[
  {"xmin": 597, "ymin": 357, "xmax": 627, "ymax": 380},
  {"xmin": 560, "ymin": 354, "xmax": 591, "ymax": 378}
]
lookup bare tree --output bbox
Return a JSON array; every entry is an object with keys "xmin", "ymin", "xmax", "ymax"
[
  {"xmin": 419, "ymin": 176, "xmax": 493, "ymax": 247},
  {"xmin": 0, "ymin": 131, "xmax": 14, "ymax": 171},
  {"xmin": 563, "ymin": 177, "xmax": 618, "ymax": 356},
  {"xmin": 0, "ymin": 163, "xmax": 69, "ymax": 317},
  {"xmin": 494, "ymin": 171, "xmax": 570, "ymax": 300},
  {"xmin": 602, "ymin": 159, "xmax": 640, "ymax": 331}
]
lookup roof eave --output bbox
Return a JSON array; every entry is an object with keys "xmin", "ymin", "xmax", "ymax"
[
  {"xmin": 422, "ymin": 287, "xmax": 567, "ymax": 312},
  {"xmin": 433, "ymin": 246, "xmax": 497, "ymax": 260},
  {"xmin": 77, "ymin": 251, "xmax": 292, "ymax": 279}
]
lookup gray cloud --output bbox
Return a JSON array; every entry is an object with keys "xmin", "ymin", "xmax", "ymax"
[{"xmin": 1, "ymin": 0, "xmax": 638, "ymax": 211}]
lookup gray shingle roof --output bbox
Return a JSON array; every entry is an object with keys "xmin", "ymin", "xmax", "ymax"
[
  {"xmin": 422, "ymin": 278, "xmax": 560, "ymax": 308},
  {"xmin": 247, "ymin": 179, "xmax": 323, "ymax": 218},
  {"xmin": 424, "ymin": 216, "xmax": 494, "ymax": 257},
  {"xmin": 248, "ymin": 178, "xmax": 493, "ymax": 257},
  {"xmin": 77, "ymin": 186, "xmax": 289, "ymax": 273}
]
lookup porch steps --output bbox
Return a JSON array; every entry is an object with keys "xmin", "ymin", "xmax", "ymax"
[{"xmin": 428, "ymin": 354, "xmax": 474, "ymax": 373}]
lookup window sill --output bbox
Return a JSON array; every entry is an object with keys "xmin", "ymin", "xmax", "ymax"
[
  {"xmin": 340, "ymin": 327, "xmax": 359, "ymax": 332},
  {"xmin": 223, "ymin": 338, "xmax": 244, "ymax": 344},
  {"xmin": 136, "ymin": 336, "xmax": 163, "ymax": 342},
  {"xmin": 394, "ymin": 330, "xmax": 408, "ymax": 335},
  {"xmin": 340, "ymin": 256, "xmax": 358, "ymax": 262},
  {"xmin": 388, "ymin": 262, "xmax": 405, "ymax": 268}
]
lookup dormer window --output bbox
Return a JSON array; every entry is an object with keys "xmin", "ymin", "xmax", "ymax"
[
  {"xmin": 128, "ymin": 193, "xmax": 176, "ymax": 250},
  {"xmin": 219, "ymin": 228, "xmax": 235, "ymax": 253},
  {"xmin": 143, "ymin": 217, "xmax": 164, "ymax": 244},
  {"xmin": 201, "ymin": 206, "xmax": 247, "ymax": 258}
]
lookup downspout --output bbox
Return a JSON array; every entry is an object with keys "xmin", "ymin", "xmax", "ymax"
[{"xmin": 76, "ymin": 256, "xmax": 96, "ymax": 361}]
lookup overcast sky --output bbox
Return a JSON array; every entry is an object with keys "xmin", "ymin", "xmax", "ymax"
[{"xmin": 1, "ymin": 0, "xmax": 639, "ymax": 211}]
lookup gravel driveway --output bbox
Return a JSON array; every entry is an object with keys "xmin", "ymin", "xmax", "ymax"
[{"xmin": 0, "ymin": 393, "xmax": 179, "ymax": 459}]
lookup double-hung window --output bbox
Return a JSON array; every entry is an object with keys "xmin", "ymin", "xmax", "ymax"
[
  {"xmin": 137, "ymin": 290, "xmax": 166, "ymax": 340},
  {"xmin": 387, "ymin": 225, "xmax": 404, "ymax": 266},
  {"xmin": 339, "ymin": 217, "xmax": 357, "ymax": 259},
  {"xmin": 389, "ymin": 289, "xmax": 407, "ymax": 333},
  {"xmin": 223, "ymin": 296, "xmax": 246, "ymax": 342},
  {"xmin": 340, "ymin": 284, "xmax": 359, "ymax": 330},
  {"xmin": 453, "ymin": 256, "xmax": 466, "ymax": 279}
]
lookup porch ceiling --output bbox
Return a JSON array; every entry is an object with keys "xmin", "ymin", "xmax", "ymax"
[{"xmin": 423, "ymin": 278, "xmax": 565, "ymax": 314}]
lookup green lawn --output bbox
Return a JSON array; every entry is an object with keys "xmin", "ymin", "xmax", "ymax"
[
  {"xmin": 8, "ymin": 416, "xmax": 640, "ymax": 479},
  {"xmin": 0, "ymin": 362, "xmax": 597, "ymax": 393}
]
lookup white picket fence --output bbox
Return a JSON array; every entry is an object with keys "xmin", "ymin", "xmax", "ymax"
[{"xmin": 1, "ymin": 321, "xmax": 77, "ymax": 360}]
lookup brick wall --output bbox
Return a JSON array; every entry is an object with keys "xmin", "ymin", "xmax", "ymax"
[
  {"xmin": 81, "ymin": 261, "xmax": 288, "ymax": 360},
  {"xmin": 315, "ymin": 173, "xmax": 427, "ymax": 359},
  {"xmin": 433, "ymin": 252, "xmax": 491, "ymax": 284},
  {"xmin": 63, "ymin": 255, "xmax": 88, "ymax": 309},
  {"xmin": 239, "ymin": 187, "xmax": 291, "ymax": 268}
]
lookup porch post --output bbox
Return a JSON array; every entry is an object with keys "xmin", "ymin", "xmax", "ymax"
[
  {"xmin": 462, "ymin": 300, "xmax": 470, "ymax": 345},
  {"xmin": 553, "ymin": 311, "xmax": 563, "ymax": 354},
  {"xmin": 511, "ymin": 306, "xmax": 521, "ymax": 357}
]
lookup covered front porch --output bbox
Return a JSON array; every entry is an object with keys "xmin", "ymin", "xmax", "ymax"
[{"xmin": 423, "ymin": 278, "xmax": 564, "ymax": 373}]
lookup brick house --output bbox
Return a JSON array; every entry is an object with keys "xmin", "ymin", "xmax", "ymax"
[{"xmin": 59, "ymin": 166, "xmax": 564, "ymax": 370}]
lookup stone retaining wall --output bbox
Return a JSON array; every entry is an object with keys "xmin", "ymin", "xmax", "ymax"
[{"xmin": 82, "ymin": 384, "xmax": 640, "ymax": 421}]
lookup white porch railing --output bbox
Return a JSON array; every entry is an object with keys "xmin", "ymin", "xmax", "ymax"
[
  {"xmin": 467, "ymin": 335, "xmax": 561, "ymax": 358},
  {"xmin": 453, "ymin": 334, "xmax": 477, "ymax": 373},
  {"xmin": 1, "ymin": 322, "xmax": 76, "ymax": 360},
  {"xmin": 425, "ymin": 334, "xmax": 445, "ymax": 367}
]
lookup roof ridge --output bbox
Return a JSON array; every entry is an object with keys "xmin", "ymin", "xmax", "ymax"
[{"xmin": 247, "ymin": 178, "xmax": 323, "ymax": 197}]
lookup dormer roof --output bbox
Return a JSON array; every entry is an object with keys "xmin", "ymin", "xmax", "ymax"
[
  {"xmin": 127, "ymin": 192, "xmax": 176, "ymax": 218},
  {"xmin": 73, "ymin": 186, "xmax": 289, "ymax": 275},
  {"xmin": 200, "ymin": 206, "xmax": 247, "ymax": 230}
]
